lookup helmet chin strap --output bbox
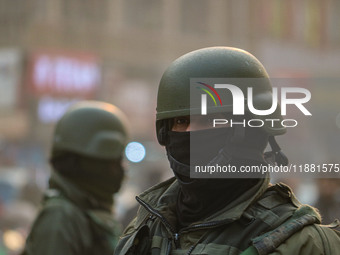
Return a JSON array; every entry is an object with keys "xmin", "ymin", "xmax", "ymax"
[
  {"xmin": 230, "ymin": 123, "xmax": 245, "ymax": 144},
  {"xmin": 265, "ymin": 136, "xmax": 289, "ymax": 166}
]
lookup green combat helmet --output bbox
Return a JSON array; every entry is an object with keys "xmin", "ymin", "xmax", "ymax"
[
  {"xmin": 156, "ymin": 46, "xmax": 287, "ymax": 165},
  {"xmin": 51, "ymin": 101, "xmax": 129, "ymax": 160}
]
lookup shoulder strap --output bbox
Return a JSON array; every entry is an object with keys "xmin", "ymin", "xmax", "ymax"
[
  {"xmin": 251, "ymin": 214, "xmax": 317, "ymax": 255},
  {"xmin": 240, "ymin": 184, "xmax": 319, "ymax": 255}
]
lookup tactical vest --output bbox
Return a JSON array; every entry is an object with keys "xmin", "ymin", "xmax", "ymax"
[{"xmin": 116, "ymin": 183, "xmax": 321, "ymax": 255}]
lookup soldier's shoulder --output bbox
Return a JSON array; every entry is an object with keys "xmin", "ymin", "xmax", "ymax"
[
  {"xmin": 28, "ymin": 194, "xmax": 92, "ymax": 243},
  {"xmin": 271, "ymin": 223, "xmax": 340, "ymax": 255},
  {"xmin": 40, "ymin": 191, "xmax": 89, "ymax": 225}
]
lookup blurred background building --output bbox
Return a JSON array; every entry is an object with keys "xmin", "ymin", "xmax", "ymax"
[{"xmin": 0, "ymin": 0, "xmax": 340, "ymax": 253}]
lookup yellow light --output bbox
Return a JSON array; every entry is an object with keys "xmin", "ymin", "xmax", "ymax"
[{"xmin": 3, "ymin": 229, "xmax": 25, "ymax": 251}]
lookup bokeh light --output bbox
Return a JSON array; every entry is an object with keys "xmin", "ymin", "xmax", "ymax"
[{"xmin": 125, "ymin": 142, "xmax": 146, "ymax": 163}]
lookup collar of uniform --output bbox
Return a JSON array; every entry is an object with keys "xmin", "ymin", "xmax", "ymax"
[
  {"xmin": 136, "ymin": 176, "xmax": 270, "ymax": 226},
  {"xmin": 203, "ymin": 177, "xmax": 270, "ymax": 222},
  {"xmin": 48, "ymin": 171, "xmax": 112, "ymax": 212},
  {"xmin": 136, "ymin": 177, "xmax": 179, "ymax": 228}
]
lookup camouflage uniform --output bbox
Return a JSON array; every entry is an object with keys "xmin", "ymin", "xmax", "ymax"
[{"xmin": 115, "ymin": 177, "xmax": 340, "ymax": 255}]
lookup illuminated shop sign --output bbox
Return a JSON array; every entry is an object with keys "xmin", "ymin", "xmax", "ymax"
[
  {"xmin": 37, "ymin": 96, "xmax": 79, "ymax": 124},
  {"xmin": 28, "ymin": 51, "xmax": 100, "ymax": 97}
]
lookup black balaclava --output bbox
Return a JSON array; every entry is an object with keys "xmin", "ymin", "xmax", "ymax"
[
  {"xmin": 50, "ymin": 153, "xmax": 124, "ymax": 207},
  {"xmin": 165, "ymin": 126, "xmax": 268, "ymax": 229}
]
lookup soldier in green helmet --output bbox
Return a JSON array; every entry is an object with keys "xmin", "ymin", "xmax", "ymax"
[
  {"xmin": 115, "ymin": 47, "xmax": 340, "ymax": 255},
  {"xmin": 22, "ymin": 101, "xmax": 129, "ymax": 255}
]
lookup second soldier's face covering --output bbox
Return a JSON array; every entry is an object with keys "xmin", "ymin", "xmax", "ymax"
[
  {"xmin": 78, "ymin": 157, "xmax": 125, "ymax": 195},
  {"xmin": 51, "ymin": 154, "xmax": 125, "ymax": 205}
]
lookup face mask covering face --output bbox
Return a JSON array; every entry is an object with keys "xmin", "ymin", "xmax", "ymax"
[
  {"xmin": 166, "ymin": 127, "xmax": 232, "ymax": 174},
  {"xmin": 165, "ymin": 127, "xmax": 267, "ymax": 229}
]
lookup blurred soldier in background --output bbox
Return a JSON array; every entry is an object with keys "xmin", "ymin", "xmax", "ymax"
[
  {"xmin": 115, "ymin": 47, "xmax": 340, "ymax": 255},
  {"xmin": 315, "ymin": 163, "xmax": 340, "ymax": 230},
  {"xmin": 315, "ymin": 178, "xmax": 340, "ymax": 228},
  {"xmin": 22, "ymin": 101, "xmax": 129, "ymax": 255}
]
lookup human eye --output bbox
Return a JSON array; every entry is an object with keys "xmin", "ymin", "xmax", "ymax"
[
  {"xmin": 172, "ymin": 117, "xmax": 190, "ymax": 131},
  {"xmin": 175, "ymin": 117, "xmax": 189, "ymax": 125}
]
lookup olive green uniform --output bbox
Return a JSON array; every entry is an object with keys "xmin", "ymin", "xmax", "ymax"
[
  {"xmin": 115, "ymin": 177, "xmax": 340, "ymax": 255},
  {"xmin": 22, "ymin": 172, "xmax": 121, "ymax": 255},
  {"xmin": 118, "ymin": 47, "xmax": 340, "ymax": 255}
]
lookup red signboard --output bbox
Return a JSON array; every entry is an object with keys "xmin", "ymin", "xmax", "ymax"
[{"xmin": 27, "ymin": 50, "xmax": 100, "ymax": 98}]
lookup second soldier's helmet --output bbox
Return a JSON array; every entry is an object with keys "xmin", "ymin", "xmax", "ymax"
[
  {"xmin": 156, "ymin": 47, "xmax": 286, "ymax": 146},
  {"xmin": 51, "ymin": 101, "xmax": 128, "ymax": 160}
]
